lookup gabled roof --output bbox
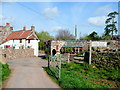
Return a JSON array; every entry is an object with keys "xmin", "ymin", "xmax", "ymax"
[
  {"xmin": 28, "ymin": 34, "xmax": 36, "ymax": 39},
  {"xmin": 19, "ymin": 30, "xmax": 31, "ymax": 39},
  {"xmin": 6, "ymin": 30, "xmax": 32, "ymax": 39}
]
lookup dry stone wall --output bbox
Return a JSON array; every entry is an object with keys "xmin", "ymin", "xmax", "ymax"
[
  {"xmin": 2, "ymin": 48, "xmax": 34, "ymax": 60},
  {"xmin": 0, "ymin": 48, "xmax": 6, "ymax": 64},
  {"xmin": 91, "ymin": 52, "xmax": 120, "ymax": 69}
]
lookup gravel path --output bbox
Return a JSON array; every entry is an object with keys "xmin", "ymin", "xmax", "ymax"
[{"xmin": 4, "ymin": 57, "xmax": 60, "ymax": 88}]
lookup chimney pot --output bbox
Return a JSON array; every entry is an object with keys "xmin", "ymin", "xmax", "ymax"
[
  {"xmin": 31, "ymin": 26, "xmax": 35, "ymax": 31},
  {"xmin": 10, "ymin": 27, "xmax": 13, "ymax": 30},
  {"xmin": 6, "ymin": 23, "xmax": 10, "ymax": 26},
  {"xmin": 23, "ymin": 26, "xmax": 26, "ymax": 31}
]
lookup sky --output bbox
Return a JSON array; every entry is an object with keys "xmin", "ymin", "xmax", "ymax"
[{"xmin": 0, "ymin": 1, "xmax": 118, "ymax": 38}]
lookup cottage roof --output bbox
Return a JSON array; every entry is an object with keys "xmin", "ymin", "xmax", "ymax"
[
  {"xmin": 28, "ymin": 34, "xmax": 36, "ymax": 39},
  {"xmin": 6, "ymin": 30, "xmax": 33, "ymax": 39}
]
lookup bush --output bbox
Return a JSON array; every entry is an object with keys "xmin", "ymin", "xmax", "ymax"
[{"xmin": 0, "ymin": 62, "xmax": 11, "ymax": 81}]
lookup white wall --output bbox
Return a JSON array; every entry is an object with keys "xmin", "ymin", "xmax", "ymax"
[
  {"xmin": 0, "ymin": 39, "xmax": 40, "ymax": 56},
  {"xmin": 26, "ymin": 39, "xmax": 39, "ymax": 56},
  {"xmin": 0, "ymin": 40, "xmax": 13, "ymax": 49},
  {"xmin": 0, "ymin": 39, "xmax": 26, "ymax": 49}
]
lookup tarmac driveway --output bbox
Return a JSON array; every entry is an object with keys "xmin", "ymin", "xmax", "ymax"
[{"xmin": 4, "ymin": 57, "xmax": 60, "ymax": 88}]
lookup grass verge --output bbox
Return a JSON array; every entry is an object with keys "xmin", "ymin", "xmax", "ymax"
[{"xmin": 44, "ymin": 62, "xmax": 120, "ymax": 88}]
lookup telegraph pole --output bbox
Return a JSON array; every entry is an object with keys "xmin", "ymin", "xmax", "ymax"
[{"xmin": 75, "ymin": 25, "xmax": 77, "ymax": 39}]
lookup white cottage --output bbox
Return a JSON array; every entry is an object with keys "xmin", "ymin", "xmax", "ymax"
[{"xmin": 0, "ymin": 26, "xmax": 40, "ymax": 56}]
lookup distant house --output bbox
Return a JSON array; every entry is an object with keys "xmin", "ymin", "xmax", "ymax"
[
  {"xmin": 0, "ymin": 24, "xmax": 40, "ymax": 56},
  {"xmin": 113, "ymin": 35, "xmax": 120, "ymax": 40},
  {"xmin": 0, "ymin": 23, "xmax": 13, "ymax": 44}
]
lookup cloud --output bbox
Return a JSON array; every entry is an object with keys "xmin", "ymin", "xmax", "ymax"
[
  {"xmin": 88, "ymin": 16, "xmax": 107, "ymax": 26},
  {"xmin": 51, "ymin": 26, "xmax": 62, "ymax": 31},
  {"xmin": 0, "ymin": 15, "xmax": 15, "ymax": 25},
  {"xmin": 43, "ymin": 7, "xmax": 59, "ymax": 19},
  {"xmin": 95, "ymin": 5, "xmax": 112, "ymax": 15}
]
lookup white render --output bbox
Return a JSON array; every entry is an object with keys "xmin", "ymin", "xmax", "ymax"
[
  {"xmin": 0, "ymin": 39, "xmax": 39, "ymax": 56},
  {"xmin": 0, "ymin": 39, "xmax": 40, "ymax": 56}
]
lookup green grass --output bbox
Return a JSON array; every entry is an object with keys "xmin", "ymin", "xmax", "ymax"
[
  {"xmin": 44, "ymin": 62, "xmax": 120, "ymax": 88},
  {"xmin": 0, "ymin": 62, "xmax": 11, "ymax": 81}
]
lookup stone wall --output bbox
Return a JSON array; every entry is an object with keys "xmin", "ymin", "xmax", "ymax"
[
  {"xmin": 91, "ymin": 52, "xmax": 120, "ymax": 69},
  {"xmin": 0, "ymin": 48, "xmax": 6, "ymax": 64},
  {"xmin": 2, "ymin": 48, "xmax": 34, "ymax": 60},
  {"xmin": 51, "ymin": 41, "xmax": 66, "ymax": 55}
]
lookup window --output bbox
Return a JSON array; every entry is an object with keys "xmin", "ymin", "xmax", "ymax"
[
  {"xmin": 20, "ymin": 39, "xmax": 22, "ymax": 43},
  {"xmin": 28, "ymin": 40, "xmax": 30, "ymax": 43}
]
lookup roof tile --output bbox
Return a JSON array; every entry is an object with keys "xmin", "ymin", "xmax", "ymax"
[
  {"xmin": 6, "ymin": 30, "xmax": 32, "ymax": 39},
  {"xmin": 28, "ymin": 34, "xmax": 36, "ymax": 39}
]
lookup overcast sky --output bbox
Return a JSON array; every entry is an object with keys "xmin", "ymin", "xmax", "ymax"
[{"xmin": 1, "ymin": 1, "xmax": 118, "ymax": 38}]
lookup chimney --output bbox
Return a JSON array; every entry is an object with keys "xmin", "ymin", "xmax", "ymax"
[
  {"xmin": 10, "ymin": 27, "xmax": 13, "ymax": 30},
  {"xmin": 23, "ymin": 26, "xmax": 26, "ymax": 31},
  {"xmin": 31, "ymin": 26, "xmax": 35, "ymax": 31},
  {"xmin": 6, "ymin": 23, "xmax": 10, "ymax": 26}
]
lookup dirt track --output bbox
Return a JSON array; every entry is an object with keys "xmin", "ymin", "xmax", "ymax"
[{"xmin": 4, "ymin": 57, "xmax": 60, "ymax": 88}]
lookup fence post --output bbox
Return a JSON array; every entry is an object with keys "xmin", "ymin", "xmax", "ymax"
[
  {"xmin": 48, "ymin": 56, "xmax": 50, "ymax": 68},
  {"xmin": 89, "ymin": 40, "xmax": 92, "ymax": 65},
  {"xmin": 59, "ymin": 55, "xmax": 61, "ymax": 79},
  {"xmin": 68, "ymin": 53, "xmax": 70, "ymax": 63},
  {"xmin": 89, "ymin": 40, "xmax": 92, "ymax": 64}
]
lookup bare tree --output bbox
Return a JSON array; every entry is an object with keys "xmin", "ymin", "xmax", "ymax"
[{"xmin": 56, "ymin": 29, "xmax": 75, "ymax": 40}]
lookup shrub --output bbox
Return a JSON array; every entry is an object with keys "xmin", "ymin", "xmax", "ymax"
[{"xmin": 0, "ymin": 62, "xmax": 11, "ymax": 81}]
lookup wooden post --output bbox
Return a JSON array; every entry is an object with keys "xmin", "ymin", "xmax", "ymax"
[
  {"xmin": 75, "ymin": 48, "xmax": 76, "ymax": 54},
  {"xmin": 89, "ymin": 40, "xmax": 92, "ymax": 65},
  {"xmin": 48, "ymin": 56, "xmax": 50, "ymax": 68},
  {"xmin": 78, "ymin": 48, "xmax": 80, "ymax": 53},
  {"xmin": 59, "ymin": 55, "xmax": 61, "ymax": 79},
  {"xmin": 68, "ymin": 53, "xmax": 70, "ymax": 63}
]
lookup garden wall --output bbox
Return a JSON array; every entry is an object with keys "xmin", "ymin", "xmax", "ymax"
[
  {"xmin": 91, "ymin": 52, "xmax": 120, "ymax": 68},
  {"xmin": 2, "ymin": 48, "xmax": 34, "ymax": 60},
  {"xmin": 0, "ymin": 48, "xmax": 6, "ymax": 64}
]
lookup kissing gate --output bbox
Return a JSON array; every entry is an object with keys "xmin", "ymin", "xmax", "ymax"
[{"xmin": 48, "ymin": 40, "xmax": 87, "ymax": 79}]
